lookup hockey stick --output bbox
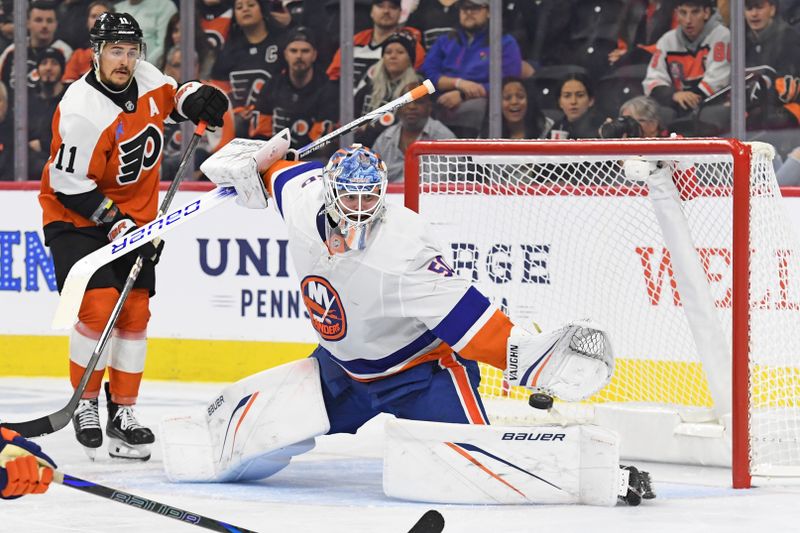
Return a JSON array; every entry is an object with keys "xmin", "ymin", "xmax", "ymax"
[
  {"xmin": 9, "ymin": 81, "xmax": 437, "ymax": 437},
  {"xmin": 55, "ymin": 471, "xmax": 258, "ymax": 533},
  {"xmin": 51, "ymin": 78, "xmax": 437, "ymax": 330},
  {"xmin": 4, "ymin": 121, "xmax": 207, "ymax": 438},
  {"xmin": 407, "ymin": 510, "xmax": 445, "ymax": 533},
  {"xmin": 296, "ymin": 78, "xmax": 435, "ymax": 158},
  {"xmin": 50, "ymin": 185, "xmax": 237, "ymax": 330}
]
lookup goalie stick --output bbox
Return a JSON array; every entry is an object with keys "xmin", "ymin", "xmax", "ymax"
[
  {"xmin": 4, "ymin": 121, "xmax": 208, "ymax": 438},
  {"xmin": 5, "ymin": 80, "xmax": 437, "ymax": 438},
  {"xmin": 55, "ymin": 471, "xmax": 258, "ymax": 533}
]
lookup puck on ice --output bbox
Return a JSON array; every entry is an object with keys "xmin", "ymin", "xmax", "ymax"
[{"xmin": 528, "ymin": 392, "xmax": 554, "ymax": 410}]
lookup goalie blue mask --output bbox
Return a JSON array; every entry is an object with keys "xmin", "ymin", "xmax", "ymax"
[{"xmin": 323, "ymin": 144, "xmax": 388, "ymax": 252}]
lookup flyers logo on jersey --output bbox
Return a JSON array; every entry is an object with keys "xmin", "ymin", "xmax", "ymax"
[
  {"xmin": 117, "ymin": 124, "xmax": 163, "ymax": 185},
  {"xmin": 301, "ymin": 276, "xmax": 347, "ymax": 341}
]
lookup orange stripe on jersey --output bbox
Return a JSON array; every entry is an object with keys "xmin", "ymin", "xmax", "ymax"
[
  {"xmin": 441, "ymin": 354, "xmax": 487, "ymax": 425},
  {"xmin": 262, "ymin": 160, "xmax": 301, "ymax": 198},
  {"xmin": 343, "ymin": 342, "xmax": 454, "ymax": 383},
  {"xmin": 457, "ymin": 310, "xmax": 513, "ymax": 371}
]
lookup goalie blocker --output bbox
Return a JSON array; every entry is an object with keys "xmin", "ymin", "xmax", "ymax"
[{"xmin": 160, "ymin": 359, "xmax": 652, "ymax": 506}]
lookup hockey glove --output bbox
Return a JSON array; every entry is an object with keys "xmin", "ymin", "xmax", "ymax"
[
  {"xmin": 107, "ymin": 217, "xmax": 165, "ymax": 265},
  {"xmin": 776, "ymin": 75, "xmax": 800, "ymax": 104},
  {"xmin": 179, "ymin": 83, "xmax": 228, "ymax": 128},
  {"xmin": 0, "ymin": 426, "xmax": 57, "ymax": 499}
]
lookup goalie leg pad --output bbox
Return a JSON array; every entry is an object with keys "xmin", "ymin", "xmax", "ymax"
[
  {"xmin": 506, "ymin": 320, "xmax": 614, "ymax": 401},
  {"xmin": 198, "ymin": 129, "xmax": 291, "ymax": 209},
  {"xmin": 160, "ymin": 358, "xmax": 330, "ymax": 482},
  {"xmin": 384, "ymin": 418, "xmax": 621, "ymax": 506}
]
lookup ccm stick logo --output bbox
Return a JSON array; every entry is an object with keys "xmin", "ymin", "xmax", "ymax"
[{"xmin": 110, "ymin": 187, "xmax": 236, "ymax": 256}]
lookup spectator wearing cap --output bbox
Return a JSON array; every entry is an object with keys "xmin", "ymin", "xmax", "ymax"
[
  {"xmin": 28, "ymin": 47, "xmax": 68, "ymax": 178},
  {"xmin": 249, "ymin": 26, "xmax": 338, "ymax": 159},
  {"xmin": 0, "ymin": 1, "xmax": 73, "ymax": 90},
  {"xmin": 420, "ymin": 0, "xmax": 521, "ymax": 138},
  {"xmin": 297, "ymin": 0, "xmax": 374, "ymax": 70},
  {"xmin": 63, "ymin": 0, "xmax": 113, "ymax": 83},
  {"xmin": 326, "ymin": 0, "xmax": 426, "ymax": 89},
  {"xmin": 114, "ymin": 0, "xmax": 177, "ymax": 67},
  {"xmin": 353, "ymin": 30, "xmax": 420, "ymax": 146},
  {"xmin": 373, "ymin": 78, "xmax": 455, "ymax": 183}
]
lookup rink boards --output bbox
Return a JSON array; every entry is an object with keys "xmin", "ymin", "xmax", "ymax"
[{"xmin": 2, "ymin": 184, "xmax": 800, "ymax": 385}]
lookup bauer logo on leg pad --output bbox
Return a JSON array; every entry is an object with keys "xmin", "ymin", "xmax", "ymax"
[{"xmin": 501, "ymin": 432, "xmax": 566, "ymax": 441}]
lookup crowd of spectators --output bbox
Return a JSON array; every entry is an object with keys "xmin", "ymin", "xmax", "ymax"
[{"xmin": 1, "ymin": 0, "xmax": 800, "ymax": 183}]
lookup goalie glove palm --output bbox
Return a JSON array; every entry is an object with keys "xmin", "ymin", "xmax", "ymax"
[{"xmin": 505, "ymin": 320, "xmax": 614, "ymax": 401}]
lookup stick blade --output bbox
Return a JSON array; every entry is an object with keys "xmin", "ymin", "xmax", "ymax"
[
  {"xmin": 3, "ymin": 411, "xmax": 63, "ymax": 438},
  {"xmin": 408, "ymin": 510, "xmax": 445, "ymax": 533},
  {"xmin": 52, "ymin": 261, "xmax": 95, "ymax": 329}
]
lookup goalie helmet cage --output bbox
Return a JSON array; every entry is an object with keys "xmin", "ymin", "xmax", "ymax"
[{"xmin": 404, "ymin": 138, "xmax": 800, "ymax": 489}]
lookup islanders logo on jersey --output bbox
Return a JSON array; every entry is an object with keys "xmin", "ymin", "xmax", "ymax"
[{"xmin": 301, "ymin": 276, "xmax": 347, "ymax": 341}]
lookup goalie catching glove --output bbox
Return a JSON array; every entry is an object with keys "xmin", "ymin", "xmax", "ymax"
[{"xmin": 505, "ymin": 320, "xmax": 614, "ymax": 401}]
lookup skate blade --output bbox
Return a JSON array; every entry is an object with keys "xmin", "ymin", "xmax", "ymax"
[
  {"xmin": 81, "ymin": 446, "xmax": 98, "ymax": 461},
  {"xmin": 108, "ymin": 437, "xmax": 151, "ymax": 461}
]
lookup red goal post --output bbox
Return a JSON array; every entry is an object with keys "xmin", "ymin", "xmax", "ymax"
[{"xmin": 404, "ymin": 138, "xmax": 800, "ymax": 489}]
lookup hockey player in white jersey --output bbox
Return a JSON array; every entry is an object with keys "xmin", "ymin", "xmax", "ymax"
[{"xmin": 161, "ymin": 137, "xmax": 654, "ymax": 506}]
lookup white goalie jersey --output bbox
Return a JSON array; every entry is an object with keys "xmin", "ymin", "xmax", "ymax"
[{"xmin": 263, "ymin": 160, "xmax": 513, "ymax": 381}]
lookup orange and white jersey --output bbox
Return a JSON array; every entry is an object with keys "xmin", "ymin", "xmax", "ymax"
[
  {"xmin": 39, "ymin": 61, "xmax": 180, "ymax": 228},
  {"xmin": 643, "ymin": 16, "xmax": 730, "ymax": 97},
  {"xmin": 263, "ymin": 161, "xmax": 512, "ymax": 381}
]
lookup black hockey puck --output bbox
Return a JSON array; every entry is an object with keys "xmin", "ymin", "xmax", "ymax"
[{"xmin": 528, "ymin": 392, "xmax": 554, "ymax": 410}]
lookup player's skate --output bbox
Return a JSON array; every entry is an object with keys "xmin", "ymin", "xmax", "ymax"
[
  {"xmin": 105, "ymin": 383, "xmax": 154, "ymax": 461},
  {"xmin": 72, "ymin": 397, "xmax": 102, "ymax": 460},
  {"xmin": 618, "ymin": 465, "xmax": 656, "ymax": 506}
]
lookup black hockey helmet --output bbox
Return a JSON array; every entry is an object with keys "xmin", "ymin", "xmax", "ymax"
[{"xmin": 90, "ymin": 12, "xmax": 143, "ymax": 46}]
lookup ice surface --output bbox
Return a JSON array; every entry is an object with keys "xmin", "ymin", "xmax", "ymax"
[{"xmin": 2, "ymin": 378, "xmax": 799, "ymax": 533}]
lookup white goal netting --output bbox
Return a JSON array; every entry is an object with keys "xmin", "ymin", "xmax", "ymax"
[{"xmin": 409, "ymin": 139, "xmax": 800, "ymax": 482}]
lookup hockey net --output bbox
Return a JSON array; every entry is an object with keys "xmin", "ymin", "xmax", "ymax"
[{"xmin": 404, "ymin": 139, "xmax": 800, "ymax": 488}]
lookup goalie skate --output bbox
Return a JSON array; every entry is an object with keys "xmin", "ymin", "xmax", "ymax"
[
  {"xmin": 618, "ymin": 465, "xmax": 656, "ymax": 506},
  {"xmin": 72, "ymin": 398, "xmax": 102, "ymax": 460},
  {"xmin": 105, "ymin": 383, "xmax": 154, "ymax": 461}
]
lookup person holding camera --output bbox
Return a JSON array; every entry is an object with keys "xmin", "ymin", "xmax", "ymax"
[{"xmin": 600, "ymin": 95, "xmax": 667, "ymax": 138}]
